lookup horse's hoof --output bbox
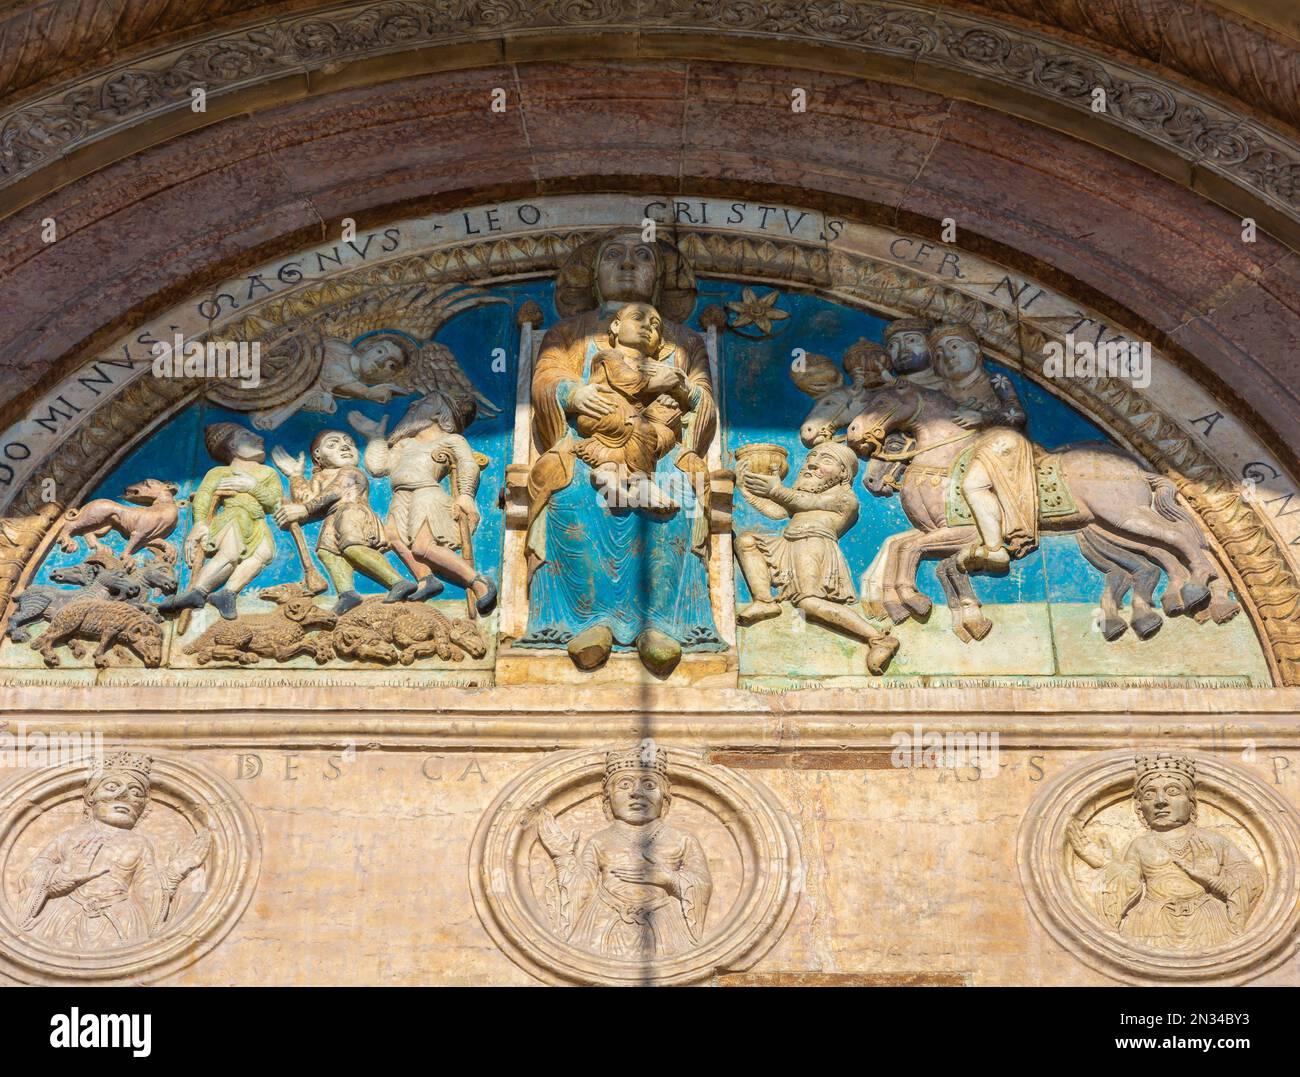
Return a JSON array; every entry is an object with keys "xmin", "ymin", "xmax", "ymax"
[
  {"xmin": 1160, "ymin": 592, "xmax": 1185, "ymax": 617},
  {"xmin": 966, "ymin": 616, "xmax": 993, "ymax": 641},
  {"xmin": 1180, "ymin": 582, "xmax": 1211, "ymax": 612},
  {"xmin": 1131, "ymin": 612, "xmax": 1163, "ymax": 640},
  {"xmin": 901, "ymin": 592, "xmax": 932, "ymax": 620},
  {"xmin": 883, "ymin": 601, "xmax": 910, "ymax": 625},
  {"xmin": 1100, "ymin": 616, "xmax": 1128, "ymax": 641}
]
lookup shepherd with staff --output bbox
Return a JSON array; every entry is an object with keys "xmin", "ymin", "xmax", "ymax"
[
  {"xmin": 161, "ymin": 422, "xmax": 325, "ymax": 622},
  {"xmin": 348, "ymin": 390, "xmax": 497, "ymax": 616}
]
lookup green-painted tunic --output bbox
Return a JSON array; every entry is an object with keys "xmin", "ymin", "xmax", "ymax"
[{"xmin": 191, "ymin": 463, "xmax": 282, "ymax": 559}]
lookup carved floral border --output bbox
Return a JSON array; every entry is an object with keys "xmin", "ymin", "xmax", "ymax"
[
  {"xmin": 0, "ymin": 224, "xmax": 1296, "ymax": 683},
  {"xmin": 0, "ymin": 1, "xmax": 1297, "ymax": 222}
]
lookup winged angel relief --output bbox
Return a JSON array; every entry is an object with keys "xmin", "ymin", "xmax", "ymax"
[{"xmin": 207, "ymin": 281, "xmax": 506, "ymax": 430}]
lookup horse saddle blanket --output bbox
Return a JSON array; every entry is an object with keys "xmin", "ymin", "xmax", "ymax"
[{"xmin": 944, "ymin": 446, "xmax": 1077, "ymax": 528}]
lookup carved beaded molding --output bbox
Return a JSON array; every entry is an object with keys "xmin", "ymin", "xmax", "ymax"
[
  {"xmin": 0, "ymin": 753, "xmax": 261, "ymax": 983},
  {"xmin": 469, "ymin": 745, "xmax": 802, "ymax": 985},
  {"xmin": 0, "ymin": 1, "xmax": 1298, "ymax": 223},
  {"xmin": 1018, "ymin": 750, "xmax": 1300, "ymax": 985},
  {"xmin": 1, "ymin": 200, "xmax": 1297, "ymax": 683}
]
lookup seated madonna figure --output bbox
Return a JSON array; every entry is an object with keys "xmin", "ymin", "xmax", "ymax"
[{"xmin": 520, "ymin": 231, "xmax": 724, "ymax": 674}]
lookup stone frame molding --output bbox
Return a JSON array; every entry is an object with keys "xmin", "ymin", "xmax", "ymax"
[
  {"xmin": 1, "ymin": 0, "xmax": 1299, "ymax": 240},
  {"xmin": 1017, "ymin": 748, "xmax": 1300, "ymax": 985},
  {"xmin": 468, "ymin": 745, "xmax": 802, "ymax": 985},
  {"xmin": 0, "ymin": 750, "xmax": 261, "ymax": 984}
]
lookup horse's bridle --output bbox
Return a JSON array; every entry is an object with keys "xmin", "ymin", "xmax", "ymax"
[
  {"xmin": 854, "ymin": 395, "xmax": 921, "ymax": 455},
  {"xmin": 860, "ymin": 393, "xmax": 976, "ymax": 462}
]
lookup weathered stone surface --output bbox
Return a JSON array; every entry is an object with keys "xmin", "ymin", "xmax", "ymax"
[
  {"xmin": 0, "ymin": 729, "xmax": 1293, "ymax": 986},
  {"xmin": 2, "ymin": 7, "xmax": 1300, "ymax": 991},
  {"xmin": 2, "ymin": 63, "xmax": 1297, "ymax": 480},
  {"xmin": 636, "ymin": 628, "xmax": 683, "ymax": 678},
  {"xmin": 567, "ymin": 625, "xmax": 614, "ymax": 670}
]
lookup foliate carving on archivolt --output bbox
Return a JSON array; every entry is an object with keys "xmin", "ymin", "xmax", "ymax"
[
  {"xmin": 1019, "ymin": 750, "xmax": 1300, "ymax": 984},
  {"xmin": 469, "ymin": 740, "xmax": 801, "ymax": 985},
  {"xmin": 3, "ymin": 224, "xmax": 1299, "ymax": 682},
  {"xmin": 2, "ymin": 1, "xmax": 1299, "ymax": 218},
  {"xmin": 0, "ymin": 749, "xmax": 260, "ymax": 982}
]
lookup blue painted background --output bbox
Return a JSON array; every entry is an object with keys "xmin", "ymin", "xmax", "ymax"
[
  {"xmin": 710, "ymin": 281, "xmax": 1120, "ymax": 608},
  {"xmin": 34, "ymin": 280, "xmax": 553, "ymax": 598},
  {"xmin": 36, "ymin": 278, "xmax": 1133, "ymax": 613}
]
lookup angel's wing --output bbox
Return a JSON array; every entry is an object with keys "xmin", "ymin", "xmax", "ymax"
[
  {"xmin": 209, "ymin": 279, "xmax": 509, "ymax": 416},
  {"xmin": 537, "ymin": 808, "xmax": 581, "ymax": 936},
  {"xmin": 537, "ymin": 807, "xmax": 578, "ymax": 860},
  {"xmin": 320, "ymin": 282, "xmax": 508, "ymax": 349},
  {"xmin": 790, "ymin": 352, "xmax": 847, "ymax": 398},
  {"xmin": 206, "ymin": 318, "xmax": 330, "ymax": 413},
  {"xmin": 1066, "ymin": 819, "xmax": 1111, "ymax": 870},
  {"xmin": 393, "ymin": 340, "xmax": 499, "ymax": 419},
  {"xmin": 184, "ymin": 828, "xmax": 213, "ymax": 867},
  {"xmin": 324, "ymin": 283, "xmax": 506, "ymax": 419}
]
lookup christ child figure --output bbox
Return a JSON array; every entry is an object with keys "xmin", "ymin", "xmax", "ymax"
[{"xmin": 574, "ymin": 302, "xmax": 693, "ymax": 514}]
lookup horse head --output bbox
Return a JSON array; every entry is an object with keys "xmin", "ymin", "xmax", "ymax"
[
  {"xmin": 799, "ymin": 385, "xmax": 869, "ymax": 447},
  {"xmin": 845, "ymin": 383, "xmax": 922, "ymax": 458},
  {"xmin": 863, "ymin": 433, "xmax": 913, "ymax": 498},
  {"xmin": 789, "ymin": 350, "xmax": 869, "ymax": 447}
]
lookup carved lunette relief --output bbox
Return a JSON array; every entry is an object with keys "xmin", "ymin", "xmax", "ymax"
[{"xmin": 3, "ymin": 225, "xmax": 1294, "ymax": 681}]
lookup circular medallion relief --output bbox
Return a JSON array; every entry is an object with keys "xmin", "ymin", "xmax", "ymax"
[
  {"xmin": 469, "ymin": 740, "xmax": 801, "ymax": 985},
  {"xmin": 1019, "ymin": 750, "xmax": 1300, "ymax": 984},
  {"xmin": 0, "ymin": 751, "xmax": 260, "ymax": 983}
]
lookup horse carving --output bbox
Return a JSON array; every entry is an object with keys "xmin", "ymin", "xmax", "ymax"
[
  {"xmin": 792, "ymin": 344, "xmax": 1239, "ymax": 644},
  {"xmin": 841, "ymin": 382, "xmax": 1239, "ymax": 642}
]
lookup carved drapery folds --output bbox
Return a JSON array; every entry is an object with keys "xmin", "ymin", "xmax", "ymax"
[
  {"xmin": 0, "ymin": 209, "xmax": 1294, "ymax": 683},
  {"xmin": 469, "ymin": 740, "xmax": 801, "ymax": 985},
  {"xmin": 0, "ymin": 750, "xmax": 260, "ymax": 983},
  {"xmin": 1019, "ymin": 750, "xmax": 1300, "ymax": 984}
]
